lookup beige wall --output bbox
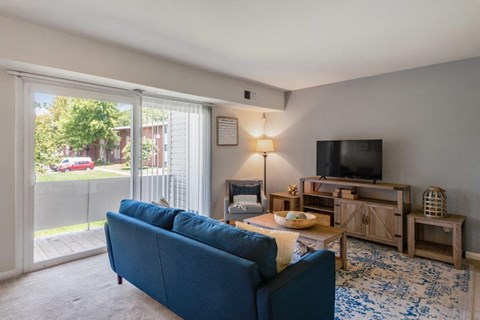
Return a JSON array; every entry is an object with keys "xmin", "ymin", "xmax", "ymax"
[
  {"xmin": 265, "ymin": 57, "xmax": 480, "ymax": 253},
  {"xmin": 0, "ymin": 15, "xmax": 284, "ymax": 110},
  {"xmin": 0, "ymin": 69, "xmax": 16, "ymax": 273},
  {"xmin": 211, "ymin": 107, "xmax": 266, "ymax": 220}
]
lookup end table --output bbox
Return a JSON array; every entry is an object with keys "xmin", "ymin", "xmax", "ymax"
[
  {"xmin": 269, "ymin": 192, "xmax": 300, "ymax": 213},
  {"xmin": 407, "ymin": 211, "xmax": 465, "ymax": 269}
]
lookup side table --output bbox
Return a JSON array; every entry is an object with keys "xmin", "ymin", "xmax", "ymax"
[
  {"xmin": 269, "ymin": 192, "xmax": 300, "ymax": 213},
  {"xmin": 407, "ymin": 211, "xmax": 465, "ymax": 269}
]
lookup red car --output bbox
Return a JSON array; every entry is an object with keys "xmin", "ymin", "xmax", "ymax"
[{"xmin": 58, "ymin": 157, "xmax": 94, "ymax": 172}]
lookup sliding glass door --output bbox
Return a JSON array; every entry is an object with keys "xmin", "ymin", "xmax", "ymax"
[
  {"xmin": 21, "ymin": 79, "xmax": 211, "ymax": 273},
  {"xmin": 24, "ymin": 81, "xmax": 137, "ymax": 271}
]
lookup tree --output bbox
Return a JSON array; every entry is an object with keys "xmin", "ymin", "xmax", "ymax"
[
  {"xmin": 122, "ymin": 137, "xmax": 158, "ymax": 167},
  {"xmin": 116, "ymin": 107, "xmax": 167, "ymax": 128},
  {"xmin": 117, "ymin": 109, "xmax": 131, "ymax": 127},
  {"xmin": 142, "ymin": 107, "xmax": 167, "ymax": 123},
  {"xmin": 33, "ymin": 96, "xmax": 125, "ymax": 169},
  {"xmin": 34, "ymin": 113, "xmax": 62, "ymax": 172},
  {"xmin": 34, "ymin": 99, "xmax": 65, "ymax": 172},
  {"xmin": 58, "ymin": 98, "xmax": 121, "ymax": 163}
]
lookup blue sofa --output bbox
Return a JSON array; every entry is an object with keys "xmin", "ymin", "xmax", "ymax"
[{"xmin": 105, "ymin": 200, "xmax": 335, "ymax": 320}]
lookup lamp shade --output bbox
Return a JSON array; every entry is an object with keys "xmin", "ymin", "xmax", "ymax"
[{"xmin": 256, "ymin": 139, "xmax": 274, "ymax": 153}]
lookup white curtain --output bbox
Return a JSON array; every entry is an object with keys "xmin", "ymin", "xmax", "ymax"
[{"xmin": 140, "ymin": 96, "xmax": 211, "ymax": 216}]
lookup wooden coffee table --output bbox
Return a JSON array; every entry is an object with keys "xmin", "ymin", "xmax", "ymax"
[{"xmin": 244, "ymin": 214, "xmax": 347, "ymax": 271}]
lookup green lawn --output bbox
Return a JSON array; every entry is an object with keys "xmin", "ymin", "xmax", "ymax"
[
  {"xmin": 34, "ymin": 220, "xmax": 106, "ymax": 238},
  {"xmin": 38, "ymin": 169, "xmax": 125, "ymax": 182}
]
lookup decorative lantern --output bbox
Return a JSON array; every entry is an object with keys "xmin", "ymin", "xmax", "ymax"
[{"xmin": 422, "ymin": 186, "xmax": 447, "ymax": 217}]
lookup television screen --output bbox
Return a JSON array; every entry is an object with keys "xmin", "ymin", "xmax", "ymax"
[{"xmin": 316, "ymin": 140, "xmax": 382, "ymax": 180}]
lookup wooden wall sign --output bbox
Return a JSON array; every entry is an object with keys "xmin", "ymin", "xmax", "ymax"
[{"xmin": 217, "ymin": 116, "xmax": 238, "ymax": 146}]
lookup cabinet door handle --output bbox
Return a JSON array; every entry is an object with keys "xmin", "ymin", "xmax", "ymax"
[{"xmin": 365, "ymin": 215, "xmax": 369, "ymax": 225}]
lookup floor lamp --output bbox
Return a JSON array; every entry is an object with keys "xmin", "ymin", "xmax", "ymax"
[{"xmin": 256, "ymin": 139, "xmax": 274, "ymax": 196}]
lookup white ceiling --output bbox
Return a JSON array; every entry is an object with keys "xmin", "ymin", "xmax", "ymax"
[{"xmin": 0, "ymin": 0, "xmax": 479, "ymax": 91}]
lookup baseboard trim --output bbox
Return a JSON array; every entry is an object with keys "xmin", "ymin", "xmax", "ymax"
[
  {"xmin": 466, "ymin": 251, "xmax": 480, "ymax": 261},
  {"xmin": 0, "ymin": 269, "xmax": 19, "ymax": 281},
  {"xmin": 27, "ymin": 247, "xmax": 107, "ymax": 273}
]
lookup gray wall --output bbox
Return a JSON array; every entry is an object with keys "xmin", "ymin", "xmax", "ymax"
[{"xmin": 265, "ymin": 57, "xmax": 480, "ymax": 253}]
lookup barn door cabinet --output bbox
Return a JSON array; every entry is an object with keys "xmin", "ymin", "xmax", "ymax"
[{"xmin": 300, "ymin": 177, "xmax": 411, "ymax": 253}]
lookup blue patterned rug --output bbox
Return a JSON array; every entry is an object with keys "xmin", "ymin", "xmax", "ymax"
[{"xmin": 331, "ymin": 239, "xmax": 473, "ymax": 319}]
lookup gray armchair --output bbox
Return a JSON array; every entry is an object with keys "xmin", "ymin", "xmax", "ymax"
[{"xmin": 224, "ymin": 179, "xmax": 268, "ymax": 224}]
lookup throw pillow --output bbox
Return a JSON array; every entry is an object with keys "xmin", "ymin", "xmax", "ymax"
[
  {"xmin": 235, "ymin": 222, "xmax": 299, "ymax": 272},
  {"xmin": 152, "ymin": 197, "xmax": 170, "ymax": 208},
  {"xmin": 233, "ymin": 194, "xmax": 258, "ymax": 203},
  {"xmin": 291, "ymin": 241, "xmax": 316, "ymax": 264},
  {"xmin": 231, "ymin": 183, "xmax": 261, "ymax": 202}
]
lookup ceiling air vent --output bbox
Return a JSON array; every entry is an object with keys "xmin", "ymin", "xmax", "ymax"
[{"xmin": 243, "ymin": 89, "xmax": 256, "ymax": 101}]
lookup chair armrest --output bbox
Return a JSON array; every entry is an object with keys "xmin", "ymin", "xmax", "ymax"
[
  {"xmin": 224, "ymin": 195, "xmax": 231, "ymax": 214},
  {"xmin": 260, "ymin": 191, "xmax": 268, "ymax": 212},
  {"xmin": 256, "ymin": 250, "xmax": 335, "ymax": 320}
]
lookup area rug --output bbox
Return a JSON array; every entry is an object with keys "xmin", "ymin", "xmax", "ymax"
[{"xmin": 332, "ymin": 238, "xmax": 474, "ymax": 320}]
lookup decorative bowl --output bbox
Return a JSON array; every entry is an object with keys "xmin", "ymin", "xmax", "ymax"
[{"xmin": 274, "ymin": 211, "xmax": 317, "ymax": 229}]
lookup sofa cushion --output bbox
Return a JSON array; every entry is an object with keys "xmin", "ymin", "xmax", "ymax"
[
  {"xmin": 228, "ymin": 203, "xmax": 264, "ymax": 214},
  {"xmin": 233, "ymin": 194, "xmax": 258, "ymax": 203},
  {"xmin": 231, "ymin": 183, "xmax": 261, "ymax": 202},
  {"xmin": 172, "ymin": 211, "xmax": 277, "ymax": 278},
  {"xmin": 119, "ymin": 199, "xmax": 183, "ymax": 230},
  {"xmin": 236, "ymin": 222, "xmax": 299, "ymax": 272}
]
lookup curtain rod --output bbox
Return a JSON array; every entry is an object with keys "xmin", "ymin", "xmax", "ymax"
[{"xmin": 8, "ymin": 70, "xmax": 214, "ymax": 106}]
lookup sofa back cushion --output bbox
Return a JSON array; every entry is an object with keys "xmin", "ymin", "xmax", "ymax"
[
  {"xmin": 119, "ymin": 199, "xmax": 183, "ymax": 230},
  {"xmin": 172, "ymin": 212, "xmax": 277, "ymax": 278}
]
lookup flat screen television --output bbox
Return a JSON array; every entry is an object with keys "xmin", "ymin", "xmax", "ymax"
[{"xmin": 316, "ymin": 139, "xmax": 382, "ymax": 181}]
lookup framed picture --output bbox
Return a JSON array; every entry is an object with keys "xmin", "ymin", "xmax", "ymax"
[{"xmin": 217, "ymin": 116, "xmax": 238, "ymax": 146}]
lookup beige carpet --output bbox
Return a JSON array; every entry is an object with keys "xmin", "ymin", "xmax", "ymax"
[{"xmin": 0, "ymin": 254, "xmax": 181, "ymax": 320}]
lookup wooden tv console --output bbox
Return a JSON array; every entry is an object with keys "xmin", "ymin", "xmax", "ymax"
[{"xmin": 299, "ymin": 177, "xmax": 411, "ymax": 253}]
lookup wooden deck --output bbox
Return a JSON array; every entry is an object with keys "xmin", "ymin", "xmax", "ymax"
[{"xmin": 34, "ymin": 227, "xmax": 106, "ymax": 263}]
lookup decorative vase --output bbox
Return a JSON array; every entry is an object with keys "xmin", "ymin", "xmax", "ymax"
[{"xmin": 423, "ymin": 186, "xmax": 447, "ymax": 217}]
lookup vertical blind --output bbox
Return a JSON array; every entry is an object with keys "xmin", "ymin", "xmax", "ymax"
[{"xmin": 140, "ymin": 96, "xmax": 212, "ymax": 216}]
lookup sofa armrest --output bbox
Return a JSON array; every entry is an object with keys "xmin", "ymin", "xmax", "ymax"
[
  {"xmin": 104, "ymin": 222, "xmax": 116, "ymax": 272},
  {"xmin": 256, "ymin": 250, "xmax": 335, "ymax": 320}
]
